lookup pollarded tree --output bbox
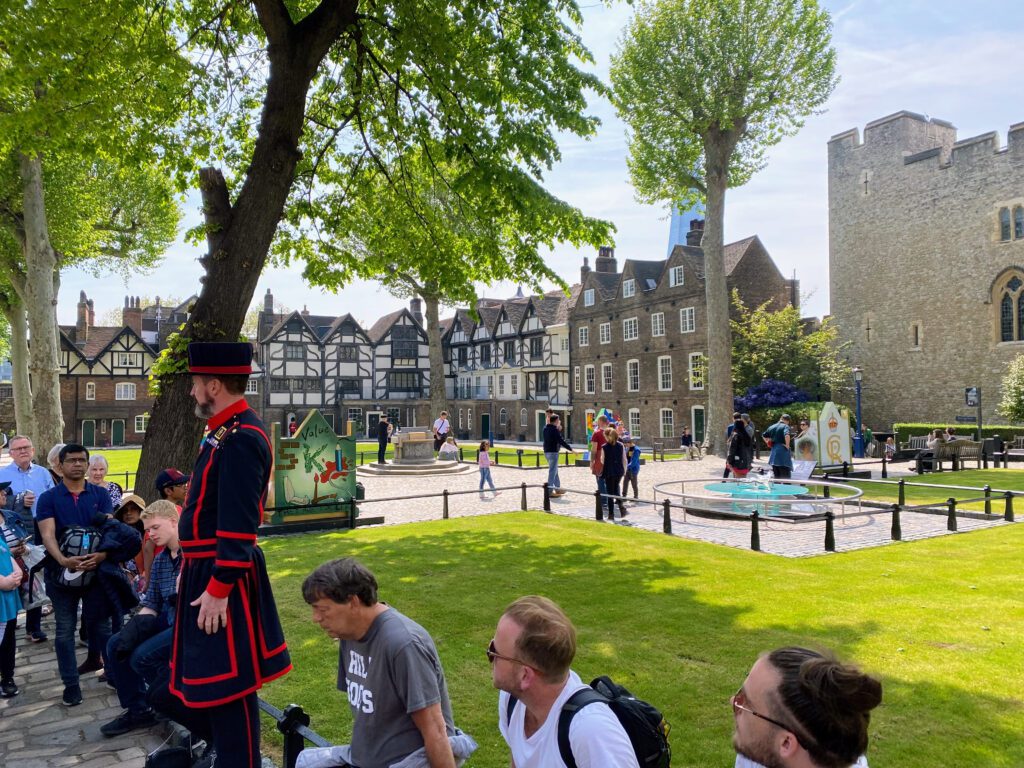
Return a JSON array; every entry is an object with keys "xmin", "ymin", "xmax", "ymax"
[
  {"xmin": 998, "ymin": 355, "xmax": 1024, "ymax": 423},
  {"xmin": 610, "ymin": 0, "xmax": 838, "ymax": 455},
  {"xmin": 136, "ymin": 0, "xmax": 612, "ymax": 495},
  {"xmin": 287, "ymin": 146, "xmax": 611, "ymax": 419}
]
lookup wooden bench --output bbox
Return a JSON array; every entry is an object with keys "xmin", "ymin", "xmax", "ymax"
[
  {"xmin": 897, "ymin": 434, "xmax": 928, "ymax": 461},
  {"xmin": 918, "ymin": 440, "xmax": 983, "ymax": 472}
]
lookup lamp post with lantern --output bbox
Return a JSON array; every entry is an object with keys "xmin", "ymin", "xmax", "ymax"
[{"xmin": 852, "ymin": 366, "xmax": 864, "ymax": 458}]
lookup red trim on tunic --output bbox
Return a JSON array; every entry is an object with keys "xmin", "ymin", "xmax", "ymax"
[
  {"xmin": 169, "ymin": 665, "xmax": 294, "ymax": 708},
  {"xmin": 181, "ymin": 538, "xmax": 218, "ymax": 547},
  {"xmin": 206, "ymin": 577, "xmax": 234, "ymax": 598},
  {"xmin": 192, "ymin": 454, "xmax": 216, "ymax": 542},
  {"xmin": 216, "ymin": 530, "xmax": 257, "ymax": 541},
  {"xmin": 206, "ymin": 399, "xmax": 252, "ymax": 433},
  {"xmin": 214, "ymin": 559, "xmax": 253, "ymax": 569},
  {"xmin": 181, "ymin": 611, "xmax": 238, "ymax": 685}
]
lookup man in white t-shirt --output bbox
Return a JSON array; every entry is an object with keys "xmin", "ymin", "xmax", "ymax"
[
  {"xmin": 432, "ymin": 411, "xmax": 451, "ymax": 452},
  {"xmin": 492, "ymin": 596, "xmax": 639, "ymax": 768}
]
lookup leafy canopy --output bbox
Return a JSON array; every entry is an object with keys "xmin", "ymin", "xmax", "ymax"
[
  {"xmin": 730, "ymin": 290, "xmax": 850, "ymax": 399},
  {"xmin": 609, "ymin": 0, "xmax": 838, "ymax": 208},
  {"xmin": 998, "ymin": 355, "xmax": 1024, "ymax": 423}
]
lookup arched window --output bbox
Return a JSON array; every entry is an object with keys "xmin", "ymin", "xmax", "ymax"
[
  {"xmin": 1000, "ymin": 208, "xmax": 1012, "ymax": 241},
  {"xmin": 520, "ymin": 408, "xmax": 528, "ymax": 427},
  {"xmin": 1002, "ymin": 295, "xmax": 1013, "ymax": 341},
  {"xmin": 1016, "ymin": 206, "xmax": 1024, "ymax": 240},
  {"xmin": 499, "ymin": 408, "xmax": 508, "ymax": 426},
  {"xmin": 995, "ymin": 272, "xmax": 1024, "ymax": 342}
]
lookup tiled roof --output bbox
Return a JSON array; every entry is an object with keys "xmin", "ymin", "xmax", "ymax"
[
  {"xmin": 367, "ymin": 308, "xmax": 406, "ymax": 343},
  {"xmin": 60, "ymin": 325, "xmax": 124, "ymax": 360}
]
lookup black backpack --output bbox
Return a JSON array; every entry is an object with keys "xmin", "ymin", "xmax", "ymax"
[
  {"xmin": 506, "ymin": 675, "xmax": 671, "ymax": 768},
  {"xmin": 56, "ymin": 526, "xmax": 101, "ymax": 588}
]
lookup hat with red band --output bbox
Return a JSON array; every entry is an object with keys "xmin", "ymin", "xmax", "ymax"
[{"xmin": 187, "ymin": 342, "xmax": 253, "ymax": 375}]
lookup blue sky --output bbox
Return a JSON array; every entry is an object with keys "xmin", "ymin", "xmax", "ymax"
[{"xmin": 59, "ymin": 0, "xmax": 1024, "ymax": 329}]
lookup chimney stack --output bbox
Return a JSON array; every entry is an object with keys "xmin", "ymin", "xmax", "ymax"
[
  {"xmin": 580, "ymin": 256, "xmax": 591, "ymax": 282},
  {"xmin": 123, "ymin": 295, "xmax": 143, "ymax": 335},
  {"xmin": 301, "ymin": 305, "xmax": 310, "ymax": 317},
  {"xmin": 87, "ymin": 299, "xmax": 94, "ymax": 328},
  {"xmin": 686, "ymin": 218, "xmax": 705, "ymax": 247},
  {"xmin": 264, "ymin": 288, "xmax": 274, "ymax": 315},
  {"xmin": 595, "ymin": 246, "xmax": 617, "ymax": 274},
  {"xmin": 76, "ymin": 291, "xmax": 89, "ymax": 342},
  {"xmin": 410, "ymin": 297, "xmax": 424, "ymax": 326}
]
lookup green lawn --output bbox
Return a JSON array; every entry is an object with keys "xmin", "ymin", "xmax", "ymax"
[{"xmin": 257, "ymin": 513, "xmax": 1024, "ymax": 767}]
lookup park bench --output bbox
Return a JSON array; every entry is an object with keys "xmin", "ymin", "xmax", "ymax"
[
  {"xmin": 897, "ymin": 434, "xmax": 928, "ymax": 461},
  {"xmin": 917, "ymin": 440, "xmax": 983, "ymax": 473},
  {"xmin": 1013, "ymin": 436, "xmax": 1024, "ymax": 450}
]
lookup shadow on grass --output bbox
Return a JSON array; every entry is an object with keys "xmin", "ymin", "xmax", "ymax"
[{"xmin": 257, "ymin": 515, "xmax": 1024, "ymax": 768}]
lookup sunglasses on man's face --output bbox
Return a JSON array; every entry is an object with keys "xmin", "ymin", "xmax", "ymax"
[
  {"xmin": 731, "ymin": 688, "xmax": 806, "ymax": 747},
  {"xmin": 486, "ymin": 639, "xmax": 533, "ymax": 668}
]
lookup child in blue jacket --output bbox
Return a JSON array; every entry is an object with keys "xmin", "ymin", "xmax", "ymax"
[{"xmin": 623, "ymin": 438, "xmax": 641, "ymax": 501}]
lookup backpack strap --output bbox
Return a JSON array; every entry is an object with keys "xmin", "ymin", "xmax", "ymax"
[
  {"xmin": 557, "ymin": 688, "xmax": 606, "ymax": 768},
  {"xmin": 505, "ymin": 693, "xmax": 518, "ymax": 728}
]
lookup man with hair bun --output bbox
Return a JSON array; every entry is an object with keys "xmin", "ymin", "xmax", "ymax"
[{"xmin": 732, "ymin": 646, "xmax": 882, "ymax": 768}]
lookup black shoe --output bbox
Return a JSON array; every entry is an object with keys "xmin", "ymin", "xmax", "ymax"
[
  {"xmin": 78, "ymin": 655, "xmax": 103, "ymax": 674},
  {"xmin": 62, "ymin": 684, "xmax": 83, "ymax": 707},
  {"xmin": 619, "ymin": 508, "xmax": 629, "ymax": 517},
  {"xmin": 0, "ymin": 679, "xmax": 19, "ymax": 698},
  {"xmin": 27, "ymin": 630, "xmax": 48, "ymax": 643},
  {"xmin": 100, "ymin": 708, "xmax": 158, "ymax": 737}
]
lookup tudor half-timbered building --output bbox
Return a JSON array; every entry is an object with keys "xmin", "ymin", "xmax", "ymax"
[
  {"xmin": 443, "ymin": 288, "xmax": 578, "ymax": 442},
  {"xmin": 59, "ymin": 293, "xmax": 159, "ymax": 447}
]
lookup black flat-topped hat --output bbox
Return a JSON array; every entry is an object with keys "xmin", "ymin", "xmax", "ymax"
[{"xmin": 187, "ymin": 342, "xmax": 253, "ymax": 375}]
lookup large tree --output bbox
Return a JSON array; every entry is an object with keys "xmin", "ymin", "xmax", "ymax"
[
  {"xmin": 137, "ymin": 0, "xmax": 609, "ymax": 495},
  {"xmin": 0, "ymin": 1, "xmax": 187, "ymax": 450},
  {"xmin": 610, "ymin": 0, "xmax": 837, "ymax": 454},
  {"xmin": 288, "ymin": 147, "xmax": 611, "ymax": 418}
]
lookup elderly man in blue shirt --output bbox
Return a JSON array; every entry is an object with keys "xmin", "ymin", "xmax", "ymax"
[{"xmin": 0, "ymin": 435, "xmax": 54, "ymax": 643}]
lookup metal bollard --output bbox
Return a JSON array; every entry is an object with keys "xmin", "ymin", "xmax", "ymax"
[
  {"xmin": 750, "ymin": 511, "xmax": 760, "ymax": 551},
  {"xmin": 1004, "ymin": 491, "xmax": 1014, "ymax": 522},
  {"xmin": 881, "ymin": 451, "xmax": 888, "ymax": 479},
  {"xmin": 984, "ymin": 485, "xmax": 992, "ymax": 515},
  {"xmin": 543, "ymin": 482, "xmax": 551, "ymax": 513},
  {"xmin": 564, "ymin": 452, "xmax": 570, "ymax": 467},
  {"xmin": 518, "ymin": 451, "xmax": 523, "ymax": 468},
  {"xmin": 443, "ymin": 490, "xmax": 449, "ymax": 520},
  {"xmin": 824, "ymin": 511, "xmax": 836, "ymax": 551},
  {"xmin": 459, "ymin": 448, "xmax": 464, "ymax": 462},
  {"xmin": 898, "ymin": 479, "xmax": 906, "ymax": 506},
  {"xmin": 822, "ymin": 482, "xmax": 831, "ymax": 499},
  {"xmin": 890, "ymin": 504, "xmax": 901, "ymax": 541},
  {"xmin": 278, "ymin": 704, "xmax": 312, "ymax": 768},
  {"xmin": 535, "ymin": 453, "xmax": 540, "ymax": 468},
  {"xmin": 494, "ymin": 451, "xmax": 500, "ymax": 466},
  {"xmin": 982, "ymin": 449, "xmax": 989, "ymax": 470},
  {"xmin": 842, "ymin": 461, "xmax": 849, "ymax": 477},
  {"xmin": 348, "ymin": 498, "xmax": 357, "ymax": 530},
  {"xmin": 662, "ymin": 499, "xmax": 672, "ymax": 534},
  {"xmin": 595, "ymin": 490, "xmax": 604, "ymax": 521},
  {"xmin": 521, "ymin": 482, "xmax": 527, "ymax": 510},
  {"xmin": 946, "ymin": 497, "xmax": 957, "ymax": 532}
]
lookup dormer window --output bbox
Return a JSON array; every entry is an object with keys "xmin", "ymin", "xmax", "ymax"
[
  {"xmin": 622, "ymin": 279, "xmax": 636, "ymax": 298},
  {"xmin": 669, "ymin": 266, "xmax": 684, "ymax": 287},
  {"xmin": 584, "ymin": 289, "xmax": 595, "ymax": 307}
]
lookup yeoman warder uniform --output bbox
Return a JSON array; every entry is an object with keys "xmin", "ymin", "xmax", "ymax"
[{"xmin": 170, "ymin": 342, "xmax": 291, "ymax": 767}]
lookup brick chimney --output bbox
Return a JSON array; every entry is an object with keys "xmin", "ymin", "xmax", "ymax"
[
  {"xmin": 76, "ymin": 291, "xmax": 89, "ymax": 342},
  {"xmin": 87, "ymin": 299, "xmax": 95, "ymax": 327},
  {"xmin": 686, "ymin": 218, "xmax": 705, "ymax": 247},
  {"xmin": 263, "ymin": 288, "xmax": 274, "ymax": 315},
  {"xmin": 122, "ymin": 296, "xmax": 143, "ymax": 335},
  {"xmin": 580, "ymin": 256, "xmax": 591, "ymax": 282},
  {"xmin": 410, "ymin": 297, "xmax": 423, "ymax": 326},
  {"xmin": 301, "ymin": 305, "xmax": 310, "ymax": 317},
  {"xmin": 595, "ymin": 246, "xmax": 617, "ymax": 274}
]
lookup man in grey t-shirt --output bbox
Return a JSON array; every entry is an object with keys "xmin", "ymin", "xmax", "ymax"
[{"xmin": 303, "ymin": 558, "xmax": 458, "ymax": 768}]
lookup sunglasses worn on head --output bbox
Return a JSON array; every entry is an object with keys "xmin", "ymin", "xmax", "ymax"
[
  {"xmin": 487, "ymin": 639, "xmax": 533, "ymax": 668},
  {"xmin": 731, "ymin": 688, "xmax": 804, "ymax": 746}
]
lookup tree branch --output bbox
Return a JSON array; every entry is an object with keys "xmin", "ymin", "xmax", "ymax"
[{"xmin": 251, "ymin": 0, "xmax": 294, "ymax": 47}]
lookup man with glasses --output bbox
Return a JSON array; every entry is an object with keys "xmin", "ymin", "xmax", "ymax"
[
  {"xmin": 0, "ymin": 435, "xmax": 54, "ymax": 643},
  {"xmin": 732, "ymin": 647, "xmax": 881, "ymax": 768},
  {"xmin": 492, "ymin": 595, "xmax": 638, "ymax": 767},
  {"xmin": 303, "ymin": 557, "xmax": 475, "ymax": 767},
  {"xmin": 35, "ymin": 444, "xmax": 114, "ymax": 706}
]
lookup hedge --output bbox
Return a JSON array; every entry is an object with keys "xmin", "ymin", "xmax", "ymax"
[{"xmin": 893, "ymin": 422, "xmax": 1024, "ymax": 440}]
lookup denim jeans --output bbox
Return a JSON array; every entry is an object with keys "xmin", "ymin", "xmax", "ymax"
[
  {"xmin": 48, "ymin": 581, "xmax": 112, "ymax": 687},
  {"xmin": 106, "ymin": 626, "xmax": 173, "ymax": 713},
  {"xmin": 479, "ymin": 467, "xmax": 496, "ymax": 491},
  {"xmin": 545, "ymin": 452, "xmax": 561, "ymax": 489}
]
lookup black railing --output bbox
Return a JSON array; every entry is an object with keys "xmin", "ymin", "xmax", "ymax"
[{"xmin": 258, "ymin": 699, "xmax": 332, "ymax": 768}]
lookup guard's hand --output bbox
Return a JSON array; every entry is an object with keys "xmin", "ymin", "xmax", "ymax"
[{"xmin": 191, "ymin": 590, "xmax": 229, "ymax": 635}]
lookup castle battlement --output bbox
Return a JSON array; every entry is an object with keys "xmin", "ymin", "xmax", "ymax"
[{"xmin": 829, "ymin": 111, "xmax": 1024, "ymax": 170}]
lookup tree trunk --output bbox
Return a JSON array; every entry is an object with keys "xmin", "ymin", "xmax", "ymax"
[
  {"xmin": 1, "ymin": 298, "xmax": 35, "ymax": 440},
  {"xmin": 18, "ymin": 152, "xmax": 64, "ymax": 452},
  {"xmin": 701, "ymin": 135, "xmax": 737, "ymax": 457},
  {"xmin": 423, "ymin": 292, "xmax": 449, "ymax": 420},
  {"xmin": 135, "ymin": 9, "xmax": 355, "ymax": 497}
]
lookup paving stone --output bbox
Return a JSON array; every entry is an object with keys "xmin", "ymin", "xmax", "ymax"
[{"xmin": 29, "ymin": 714, "xmax": 94, "ymax": 736}]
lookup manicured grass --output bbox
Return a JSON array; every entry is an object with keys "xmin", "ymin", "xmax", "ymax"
[
  {"xmin": 848, "ymin": 469, "xmax": 1024, "ymax": 512},
  {"xmin": 88, "ymin": 447, "xmax": 142, "ymax": 488},
  {"xmin": 257, "ymin": 513, "xmax": 1024, "ymax": 767}
]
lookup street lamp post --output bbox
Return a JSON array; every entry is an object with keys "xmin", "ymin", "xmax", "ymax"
[
  {"xmin": 488, "ymin": 380, "xmax": 494, "ymax": 448},
  {"xmin": 852, "ymin": 367, "xmax": 864, "ymax": 458}
]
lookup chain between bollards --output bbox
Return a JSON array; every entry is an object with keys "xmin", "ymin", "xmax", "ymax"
[
  {"xmin": 662, "ymin": 499, "xmax": 672, "ymax": 534},
  {"xmin": 890, "ymin": 504, "xmax": 901, "ymax": 541},
  {"xmin": 946, "ymin": 497, "xmax": 957, "ymax": 531}
]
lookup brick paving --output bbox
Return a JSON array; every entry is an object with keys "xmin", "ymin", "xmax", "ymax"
[{"xmin": 1, "ymin": 452, "xmax": 1014, "ymax": 766}]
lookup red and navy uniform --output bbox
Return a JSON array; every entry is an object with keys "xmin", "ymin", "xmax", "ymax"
[{"xmin": 170, "ymin": 398, "xmax": 291, "ymax": 709}]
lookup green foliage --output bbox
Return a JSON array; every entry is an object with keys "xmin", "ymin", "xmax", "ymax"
[
  {"xmin": 743, "ymin": 401, "xmax": 852, "ymax": 434},
  {"xmin": 730, "ymin": 290, "xmax": 850, "ymax": 398},
  {"xmin": 148, "ymin": 326, "xmax": 191, "ymax": 397},
  {"xmin": 893, "ymin": 423, "xmax": 1020, "ymax": 441},
  {"xmin": 609, "ymin": 0, "xmax": 839, "ymax": 208},
  {"xmin": 997, "ymin": 355, "xmax": 1024, "ymax": 423},
  {"xmin": 259, "ymin": 513, "xmax": 1024, "ymax": 766}
]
